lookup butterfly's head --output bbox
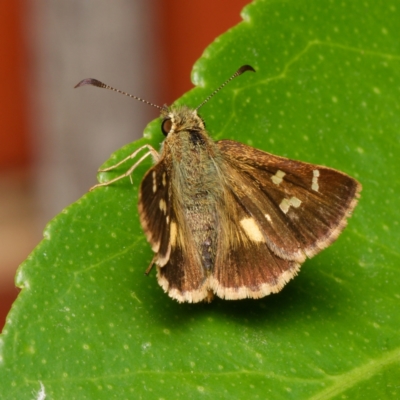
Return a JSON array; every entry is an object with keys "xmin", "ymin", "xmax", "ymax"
[{"xmin": 160, "ymin": 106, "xmax": 205, "ymax": 137}]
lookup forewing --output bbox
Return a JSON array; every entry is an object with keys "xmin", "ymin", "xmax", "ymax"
[
  {"xmin": 217, "ymin": 140, "xmax": 362, "ymax": 258},
  {"xmin": 138, "ymin": 160, "xmax": 172, "ymax": 266}
]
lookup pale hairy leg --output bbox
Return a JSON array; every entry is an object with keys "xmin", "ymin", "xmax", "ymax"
[{"xmin": 90, "ymin": 144, "xmax": 159, "ymax": 190}]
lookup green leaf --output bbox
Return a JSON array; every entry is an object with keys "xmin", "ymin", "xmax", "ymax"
[{"xmin": 1, "ymin": 0, "xmax": 400, "ymax": 398}]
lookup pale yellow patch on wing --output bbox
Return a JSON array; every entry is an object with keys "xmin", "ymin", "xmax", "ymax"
[
  {"xmin": 279, "ymin": 196, "xmax": 302, "ymax": 214},
  {"xmin": 170, "ymin": 222, "xmax": 178, "ymax": 246},
  {"xmin": 159, "ymin": 199, "xmax": 167, "ymax": 214},
  {"xmin": 312, "ymin": 169, "xmax": 320, "ymax": 192},
  {"xmin": 264, "ymin": 213, "xmax": 272, "ymax": 222},
  {"xmin": 271, "ymin": 170, "xmax": 286, "ymax": 185},
  {"xmin": 240, "ymin": 217, "xmax": 264, "ymax": 242},
  {"xmin": 279, "ymin": 198, "xmax": 291, "ymax": 214},
  {"xmin": 162, "ymin": 172, "xmax": 167, "ymax": 187},
  {"xmin": 152, "ymin": 171, "xmax": 157, "ymax": 193},
  {"xmin": 290, "ymin": 196, "xmax": 302, "ymax": 208}
]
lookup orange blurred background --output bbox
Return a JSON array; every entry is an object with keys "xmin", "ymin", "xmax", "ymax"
[{"xmin": 0, "ymin": 0, "xmax": 249, "ymax": 330}]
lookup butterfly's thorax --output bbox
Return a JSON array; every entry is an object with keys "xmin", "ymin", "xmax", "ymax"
[{"xmin": 163, "ymin": 107, "xmax": 224, "ymax": 272}]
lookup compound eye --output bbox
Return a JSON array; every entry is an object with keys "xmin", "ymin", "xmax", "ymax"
[{"xmin": 161, "ymin": 118, "xmax": 172, "ymax": 136}]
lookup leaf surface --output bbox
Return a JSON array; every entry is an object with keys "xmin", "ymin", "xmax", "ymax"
[{"xmin": 1, "ymin": 0, "xmax": 400, "ymax": 398}]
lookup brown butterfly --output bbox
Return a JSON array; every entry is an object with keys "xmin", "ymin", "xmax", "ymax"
[{"xmin": 75, "ymin": 65, "xmax": 361, "ymax": 303}]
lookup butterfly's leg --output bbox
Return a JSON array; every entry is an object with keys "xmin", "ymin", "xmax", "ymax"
[
  {"xmin": 99, "ymin": 144, "xmax": 159, "ymax": 172},
  {"xmin": 90, "ymin": 144, "xmax": 159, "ymax": 190},
  {"xmin": 144, "ymin": 254, "xmax": 157, "ymax": 275}
]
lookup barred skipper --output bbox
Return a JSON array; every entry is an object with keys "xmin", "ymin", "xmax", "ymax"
[{"xmin": 75, "ymin": 65, "xmax": 361, "ymax": 303}]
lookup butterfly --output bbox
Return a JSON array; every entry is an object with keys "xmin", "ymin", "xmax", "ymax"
[{"xmin": 75, "ymin": 65, "xmax": 362, "ymax": 303}]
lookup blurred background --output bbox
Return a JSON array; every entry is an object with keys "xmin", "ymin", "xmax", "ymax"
[{"xmin": 0, "ymin": 0, "xmax": 249, "ymax": 330}]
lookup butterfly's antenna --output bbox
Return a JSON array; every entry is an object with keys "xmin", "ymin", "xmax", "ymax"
[
  {"xmin": 195, "ymin": 65, "xmax": 255, "ymax": 111},
  {"xmin": 74, "ymin": 78, "xmax": 164, "ymax": 111}
]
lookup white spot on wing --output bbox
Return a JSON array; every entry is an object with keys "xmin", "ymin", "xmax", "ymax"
[
  {"xmin": 290, "ymin": 196, "xmax": 302, "ymax": 208},
  {"xmin": 152, "ymin": 171, "xmax": 157, "ymax": 193},
  {"xmin": 240, "ymin": 217, "xmax": 265, "ymax": 242},
  {"xmin": 279, "ymin": 198, "xmax": 291, "ymax": 214},
  {"xmin": 162, "ymin": 172, "xmax": 167, "ymax": 187},
  {"xmin": 159, "ymin": 199, "xmax": 167, "ymax": 214},
  {"xmin": 312, "ymin": 169, "xmax": 320, "ymax": 192},
  {"xmin": 271, "ymin": 170, "xmax": 286, "ymax": 185},
  {"xmin": 279, "ymin": 196, "xmax": 302, "ymax": 214},
  {"xmin": 264, "ymin": 214, "xmax": 272, "ymax": 222}
]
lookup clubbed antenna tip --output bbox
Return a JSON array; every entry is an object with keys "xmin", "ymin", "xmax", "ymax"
[
  {"xmin": 74, "ymin": 78, "xmax": 105, "ymax": 89},
  {"xmin": 195, "ymin": 64, "xmax": 256, "ymax": 111},
  {"xmin": 74, "ymin": 77, "xmax": 163, "ymax": 110},
  {"xmin": 237, "ymin": 65, "xmax": 256, "ymax": 75}
]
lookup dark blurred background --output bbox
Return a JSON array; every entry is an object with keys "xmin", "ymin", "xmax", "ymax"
[{"xmin": 0, "ymin": 0, "xmax": 249, "ymax": 330}]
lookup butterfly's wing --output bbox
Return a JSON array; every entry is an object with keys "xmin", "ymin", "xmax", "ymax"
[
  {"xmin": 209, "ymin": 140, "xmax": 361, "ymax": 300},
  {"xmin": 155, "ymin": 211, "xmax": 211, "ymax": 303},
  {"xmin": 139, "ymin": 159, "xmax": 210, "ymax": 303},
  {"xmin": 138, "ymin": 159, "xmax": 172, "ymax": 267},
  {"xmin": 139, "ymin": 140, "xmax": 361, "ymax": 302},
  {"xmin": 217, "ymin": 140, "xmax": 362, "ymax": 257},
  {"xmin": 210, "ymin": 185, "xmax": 303, "ymax": 300}
]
